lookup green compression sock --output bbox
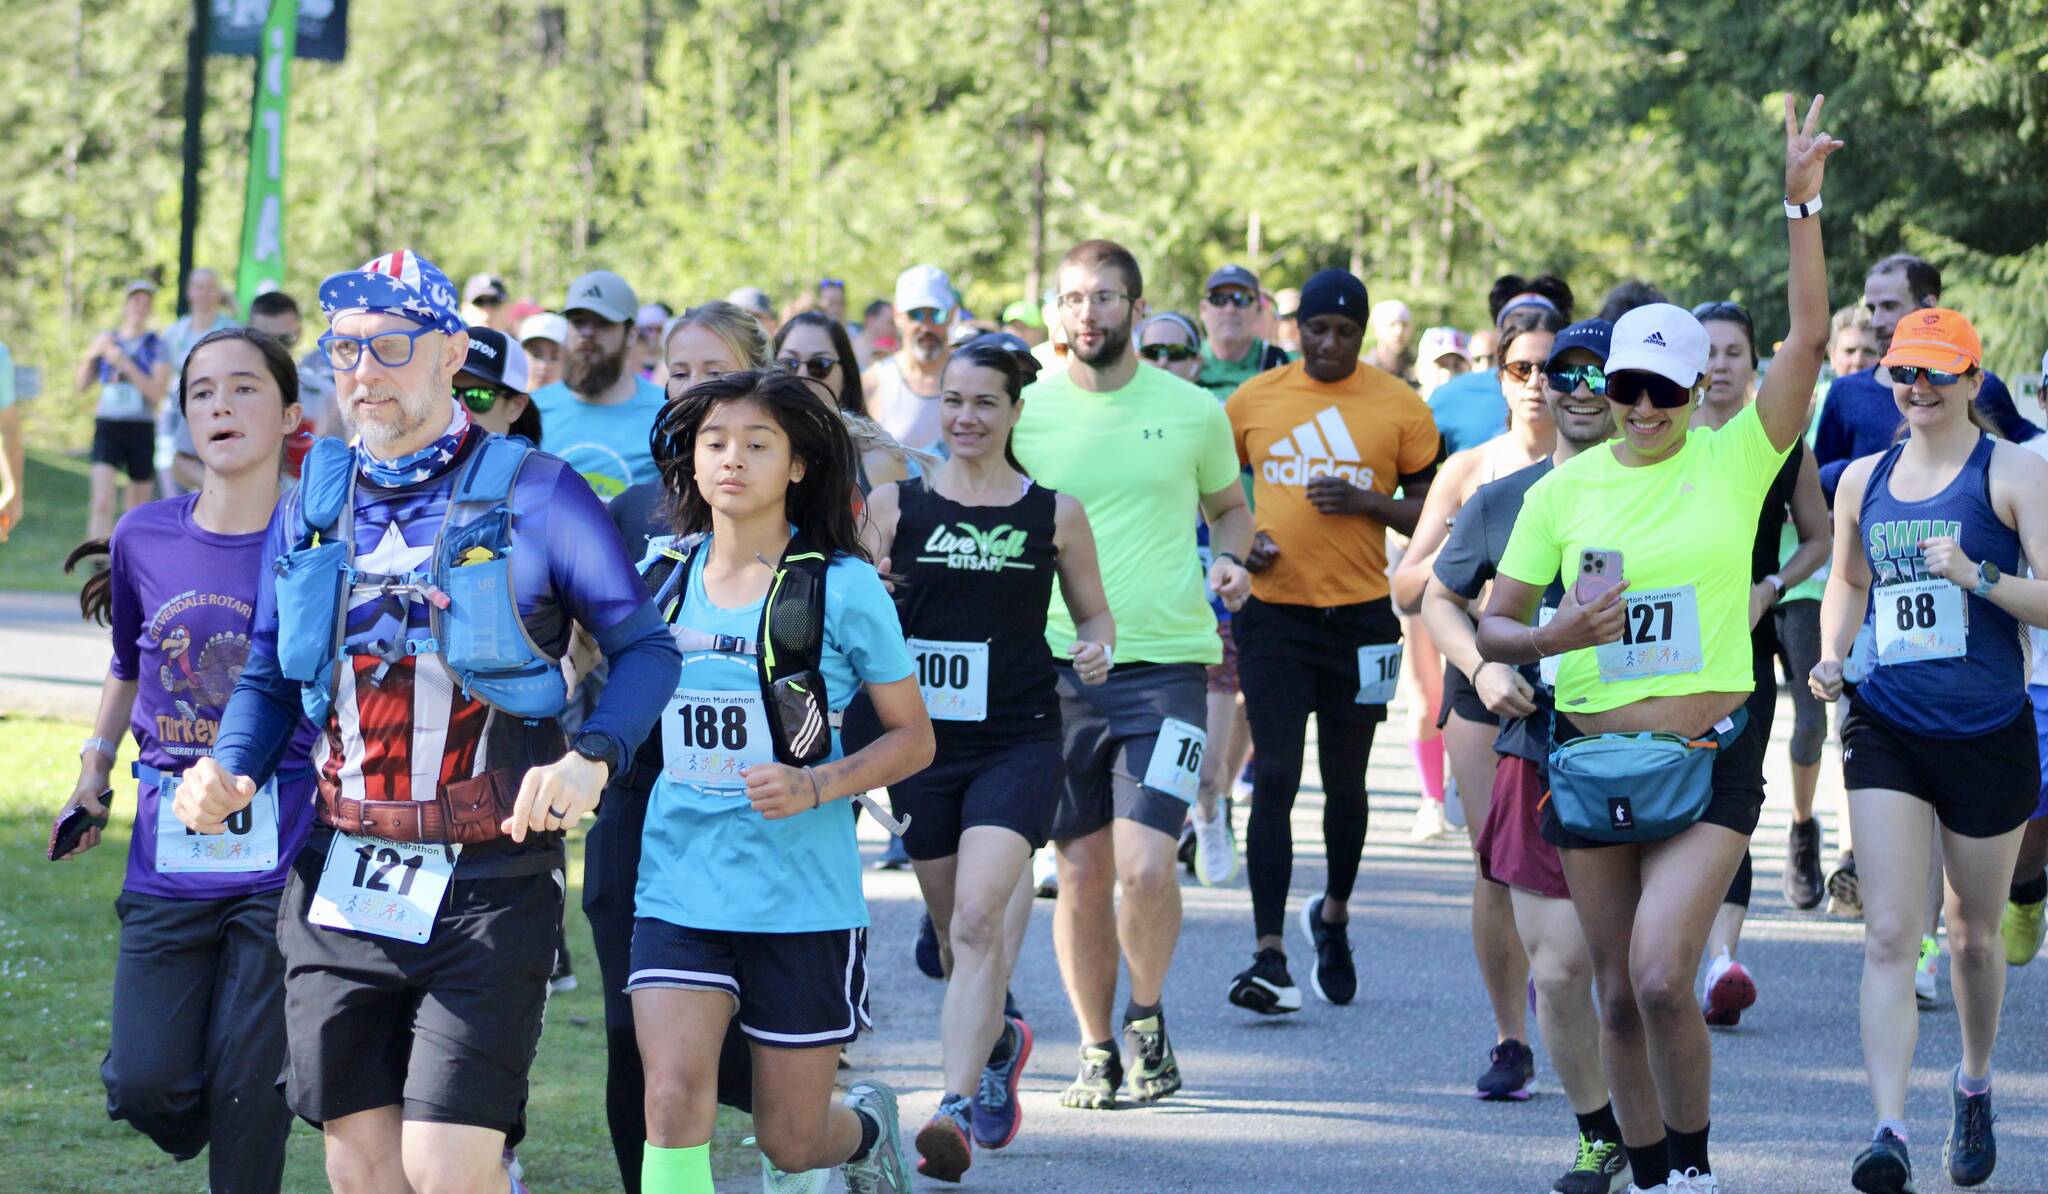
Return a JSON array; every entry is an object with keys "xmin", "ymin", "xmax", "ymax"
[{"xmin": 642, "ymin": 1141, "xmax": 713, "ymax": 1194}]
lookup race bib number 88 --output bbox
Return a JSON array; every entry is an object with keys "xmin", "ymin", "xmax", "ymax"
[{"xmin": 1873, "ymin": 578, "xmax": 1966, "ymax": 664}]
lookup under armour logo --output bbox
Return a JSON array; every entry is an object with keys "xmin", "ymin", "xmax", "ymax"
[
  {"xmin": 1645, "ymin": 331, "xmax": 1667, "ymax": 346},
  {"xmin": 1142, "ymin": 429, "xmax": 1164, "ymax": 439}
]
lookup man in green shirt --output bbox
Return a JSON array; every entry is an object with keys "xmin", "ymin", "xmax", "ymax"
[{"xmin": 1196, "ymin": 264, "xmax": 1291, "ymax": 404}]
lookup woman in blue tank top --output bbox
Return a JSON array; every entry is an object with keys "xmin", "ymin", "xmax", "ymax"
[{"xmin": 1812, "ymin": 307, "xmax": 2048, "ymax": 1191}]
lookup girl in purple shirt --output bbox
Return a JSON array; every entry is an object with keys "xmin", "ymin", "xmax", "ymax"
[{"xmin": 55, "ymin": 327, "xmax": 316, "ymax": 1193}]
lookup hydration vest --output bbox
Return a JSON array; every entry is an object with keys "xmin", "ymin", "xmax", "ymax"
[
  {"xmin": 270, "ymin": 434, "xmax": 569, "ymax": 724},
  {"xmin": 642, "ymin": 529, "xmax": 834, "ymax": 767}
]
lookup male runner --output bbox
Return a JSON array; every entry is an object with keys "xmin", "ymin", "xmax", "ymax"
[
  {"xmin": 864, "ymin": 264, "xmax": 958, "ymax": 452},
  {"xmin": 530, "ymin": 269, "xmax": 666, "ymax": 502}
]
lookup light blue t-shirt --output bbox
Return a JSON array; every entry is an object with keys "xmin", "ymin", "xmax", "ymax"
[
  {"xmin": 531, "ymin": 378, "xmax": 665, "ymax": 502},
  {"xmin": 0, "ymin": 341, "xmax": 15, "ymax": 410},
  {"xmin": 637, "ymin": 546, "xmax": 914, "ymax": 933},
  {"xmin": 1427, "ymin": 369, "xmax": 1507, "ymax": 456}
]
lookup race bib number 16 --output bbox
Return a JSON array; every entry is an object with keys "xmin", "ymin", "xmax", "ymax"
[{"xmin": 1142, "ymin": 718, "xmax": 1207, "ymax": 805}]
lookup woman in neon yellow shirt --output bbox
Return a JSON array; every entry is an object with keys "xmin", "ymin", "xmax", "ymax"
[{"xmin": 1475, "ymin": 94, "xmax": 1842, "ymax": 1193}]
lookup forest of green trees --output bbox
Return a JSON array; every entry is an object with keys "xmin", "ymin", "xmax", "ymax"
[{"xmin": 4, "ymin": 0, "xmax": 2045, "ymax": 447}]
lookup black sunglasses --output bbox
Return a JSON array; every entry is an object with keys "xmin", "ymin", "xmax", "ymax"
[
  {"xmin": 1606, "ymin": 371, "xmax": 1694, "ymax": 409},
  {"xmin": 1545, "ymin": 364, "xmax": 1607, "ymax": 395},
  {"xmin": 1141, "ymin": 343, "xmax": 1199, "ymax": 364},
  {"xmin": 1205, "ymin": 290, "xmax": 1257, "ymax": 309},
  {"xmin": 1888, "ymin": 364, "xmax": 1965, "ymax": 388},
  {"xmin": 777, "ymin": 354, "xmax": 838, "ymax": 381}
]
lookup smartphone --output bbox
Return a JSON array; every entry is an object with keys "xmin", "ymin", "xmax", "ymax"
[
  {"xmin": 1574, "ymin": 549, "xmax": 1625, "ymax": 605},
  {"xmin": 48, "ymin": 790, "xmax": 115, "ymax": 861}
]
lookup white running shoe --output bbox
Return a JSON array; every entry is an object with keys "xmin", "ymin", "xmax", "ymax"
[
  {"xmin": 1442, "ymin": 776, "xmax": 1467, "ymax": 829},
  {"xmin": 1665, "ymin": 1168, "xmax": 1718, "ymax": 1192},
  {"xmin": 745, "ymin": 1136, "xmax": 830, "ymax": 1193},
  {"xmin": 1192, "ymin": 804, "xmax": 1238, "ymax": 886},
  {"xmin": 1409, "ymin": 798, "xmax": 1451, "ymax": 842},
  {"xmin": 1033, "ymin": 846, "xmax": 1059, "ymax": 899}
]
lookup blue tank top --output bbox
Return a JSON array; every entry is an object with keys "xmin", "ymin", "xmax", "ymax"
[{"xmin": 1857, "ymin": 434, "xmax": 2026, "ymax": 736}]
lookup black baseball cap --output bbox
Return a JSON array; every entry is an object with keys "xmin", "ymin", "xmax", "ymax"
[{"xmin": 1203, "ymin": 264, "xmax": 1260, "ymax": 293}]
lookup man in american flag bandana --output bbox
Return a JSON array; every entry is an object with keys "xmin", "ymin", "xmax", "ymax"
[{"xmin": 180, "ymin": 249, "xmax": 680, "ymax": 1194}]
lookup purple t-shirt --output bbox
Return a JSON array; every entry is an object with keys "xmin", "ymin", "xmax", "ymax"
[{"xmin": 108, "ymin": 493, "xmax": 318, "ymax": 898}]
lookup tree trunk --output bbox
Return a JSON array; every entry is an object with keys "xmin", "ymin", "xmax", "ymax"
[{"xmin": 1024, "ymin": 0, "xmax": 1052, "ymax": 303}]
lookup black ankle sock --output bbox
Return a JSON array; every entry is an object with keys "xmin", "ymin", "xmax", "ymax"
[
  {"xmin": 2012, "ymin": 870, "xmax": 2048, "ymax": 904},
  {"xmin": 1625, "ymin": 1139, "xmax": 1669, "ymax": 1187},
  {"xmin": 987, "ymin": 1021, "xmax": 1015, "ymax": 1065},
  {"xmin": 1123, "ymin": 999, "xmax": 1161, "ymax": 1024},
  {"xmin": 848, "ymin": 1105, "xmax": 880, "ymax": 1163},
  {"xmin": 1090, "ymin": 1037, "xmax": 1121, "ymax": 1060},
  {"xmin": 1666, "ymin": 1122, "xmax": 1710, "ymax": 1176},
  {"xmin": 1576, "ymin": 1102, "xmax": 1623, "ymax": 1144}
]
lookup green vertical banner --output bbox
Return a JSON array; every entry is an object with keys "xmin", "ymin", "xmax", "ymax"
[{"xmin": 235, "ymin": 0, "xmax": 297, "ymax": 307}]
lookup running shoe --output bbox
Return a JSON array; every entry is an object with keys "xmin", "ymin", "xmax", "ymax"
[
  {"xmin": 1227, "ymin": 948, "xmax": 1302, "ymax": 1014},
  {"xmin": 1192, "ymin": 803, "xmax": 1238, "ymax": 886},
  {"xmin": 1409, "ymin": 797, "xmax": 1452, "ymax": 842},
  {"xmin": 1443, "ymin": 776, "xmax": 1467, "ymax": 829},
  {"xmin": 746, "ymin": 1136, "xmax": 831, "ymax": 1194},
  {"xmin": 1945, "ymin": 1070, "xmax": 1997, "ymax": 1187},
  {"xmin": 915, "ymin": 912, "xmax": 944, "ymax": 980},
  {"xmin": 504, "ymin": 1149, "xmax": 530, "ymax": 1194},
  {"xmin": 874, "ymin": 834, "xmax": 911, "ymax": 871},
  {"xmin": 972, "ymin": 1015, "xmax": 1033, "ymax": 1149},
  {"xmin": 1123, "ymin": 1013, "xmax": 1182, "ymax": 1103},
  {"xmin": 1032, "ymin": 846, "xmax": 1058, "ymax": 898},
  {"xmin": 1058, "ymin": 1045, "xmax": 1122, "ymax": 1110},
  {"xmin": 914, "ymin": 1095, "xmax": 973, "ymax": 1183},
  {"xmin": 1915, "ymin": 936, "xmax": 1940, "ymax": 1010},
  {"xmin": 1552, "ymin": 1131, "xmax": 1627, "ymax": 1193},
  {"xmin": 839, "ymin": 1082, "xmax": 911, "ymax": 1194},
  {"xmin": 1785, "ymin": 816, "xmax": 1825, "ymax": 911},
  {"xmin": 1299, "ymin": 894, "xmax": 1356, "ymax": 1005},
  {"xmin": 1476, "ymin": 1038, "xmax": 1536, "ymax": 1100},
  {"xmin": 2000, "ymin": 894, "xmax": 2046, "ymax": 966},
  {"xmin": 1700, "ymin": 950, "xmax": 1756, "ymax": 1028},
  {"xmin": 1828, "ymin": 851, "xmax": 1863, "ymax": 918},
  {"xmin": 1850, "ymin": 1127, "xmax": 1915, "ymax": 1194},
  {"xmin": 1624, "ymin": 1186, "xmax": 1668, "ymax": 1193},
  {"xmin": 1665, "ymin": 1169, "xmax": 1718, "ymax": 1192}
]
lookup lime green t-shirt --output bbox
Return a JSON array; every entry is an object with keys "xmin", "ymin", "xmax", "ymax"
[
  {"xmin": 1014, "ymin": 363, "xmax": 1241, "ymax": 665},
  {"xmin": 1497, "ymin": 404, "xmax": 1792, "ymax": 715}
]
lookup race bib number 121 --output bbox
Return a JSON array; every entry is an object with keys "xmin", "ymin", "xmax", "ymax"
[{"xmin": 307, "ymin": 834, "xmax": 458, "ymax": 944}]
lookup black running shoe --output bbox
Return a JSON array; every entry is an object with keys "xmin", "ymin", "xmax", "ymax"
[
  {"xmin": 915, "ymin": 912, "xmax": 944, "ymax": 980},
  {"xmin": 1299, "ymin": 894, "xmax": 1356, "ymax": 1005},
  {"xmin": 1553, "ymin": 1132, "xmax": 1627, "ymax": 1194},
  {"xmin": 1228, "ymin": 948, "xmax": 1302, "ymax": 1014},
  {"xmin": 1945, "ymin": 1075, "xmax": 1997, "ymax": 1187},
  {"xmin": 1851, "ymin": 1128, "xmax": 1915, "ymax": 1194},
  {"xmin": 1177, "ymin": 818, "xmax": 1198, "ymax": 874},
  {"xmin": 1122, "ymin": 1014, "xmax": 1181, "ymax": 1103},
  {"xmin": 1785, "ymin": 817, "xmax": 1825, "ymax": 910},
  {"xmin": 1476, "ymin": 1038, "xmax": 1536, "ymax": 1101}
]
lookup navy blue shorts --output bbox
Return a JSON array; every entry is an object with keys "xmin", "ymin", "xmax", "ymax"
[
  {"xmin": 626, "ymin": 918, "xmax": 870, "ymax": 1048},
  {"xmin": 890, "ymin": 732, "xmax": 1063, "ymax": 861}
]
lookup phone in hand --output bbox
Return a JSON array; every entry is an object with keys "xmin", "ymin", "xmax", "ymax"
[
  {"xmin": 1574, "ymin": 549, "xmax": 1625, "ymax": 605},
  {"xmin": 48, "ymin": 790, "xmax": 115, "ymax": 861}
]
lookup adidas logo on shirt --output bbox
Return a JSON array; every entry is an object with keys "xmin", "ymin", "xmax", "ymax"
[{"xmin": 1262, "ymin": 406, "xmax": 1377, "ymax": 488}]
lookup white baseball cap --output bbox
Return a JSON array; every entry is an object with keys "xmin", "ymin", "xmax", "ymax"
[
  {"xmin": 1418, "ymin": 326, "xmax": 1470, "ymax": 363},
  {"xmin": 1605, "ymin": 303, "xmax": 1710, "ymax": 387},
  {"xmin": 894, "ymin": 265, "xmax": 956, "ymax": 317},
  {"xmin": 518, "ymin": 312, "xmax": 571, "ymax": 347}
]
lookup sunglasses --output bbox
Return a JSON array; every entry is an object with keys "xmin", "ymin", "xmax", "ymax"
[
  {"xmin": 1500, "ymin": 360, "xmax": 1543, "ymax": 383},
  {"xmin": 456, "ymin": 385, "xmax": 509, "ymax": 413},
  {"xmin": 777, "ymin": 354, "xmax": 838, "ymax": 380},
  {"xmin": 1888, "ymin": 364, "xmax": 1965, "ymax": 388},
  {"xmin": 1140, "ymin": 343, "xmax": 1199, "ymax": 364},
  {"xmin": 1205, "ymin": 290, "xmax": 1257, "ymax": 309},
  {"xmin": 1606, "ymin": 371, "xmax": 1694, "ymax": 409},
  {"xmin": 1545, "ymin": 364, "xmax": 1607, "ymax": 395},
  {"xmin": 905, "ymin": 307, "xmax": 947, "ymax": 325}
]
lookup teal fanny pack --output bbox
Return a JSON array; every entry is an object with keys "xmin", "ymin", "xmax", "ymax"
[{"xmin": 1547, "ymin": 708, "xmax": 1746, "ymax": 843}]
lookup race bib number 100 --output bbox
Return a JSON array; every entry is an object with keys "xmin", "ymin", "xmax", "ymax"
[
  {"xmin": 1873, "ymin": 578, "xmax": 1967, "ymax": 664},
  {"xmin": 908, "ymin": 638, "xmax": 990, "ymax": 721},
  {"xmin": 1142, "ymin": 717, "xmax": 1207, "ymax": 805},
  {"xmin": 1355, "ymin": 643, "xmax": 1403, "ymax": 705},
  {"xmin": 307, "ymin": 834, "xmax": 458, "ymax": 944},
  {"xmin": 1595, "ymin": 585, "xmax": 1704, "ymax": 682}
]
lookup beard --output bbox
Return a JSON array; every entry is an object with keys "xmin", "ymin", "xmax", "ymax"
[
  {"xmin": 566, "ymin": 338, "xmax": 629, "ymax": 397},
  {"xmin": 346, "ymin": 382, "xmax": 449, "ymax": 453},
  {"xmin": 906, "ymin": 326, "xmax": 948, "ymax": 367},
  {"xmin": 1072, "ymin": 317, "xmax": 1133, "ymax": 369}
]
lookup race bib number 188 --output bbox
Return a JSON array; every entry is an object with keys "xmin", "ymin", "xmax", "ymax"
[
  {"xmin": 307, "ymin": 835, "xmax": 458, "ymax": 944},
  {"xmin": 1142, "ymin": 718, "xmax": 1207, "ymax": 805}
]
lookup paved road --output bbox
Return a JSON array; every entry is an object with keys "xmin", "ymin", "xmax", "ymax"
[
  {"xmin": 845, "ymin": 688, "xmax": 2048, "ymax": 1193},
  {"xmin": 0, "ymin": 591, "xmax": 104, "ymax": 719}
]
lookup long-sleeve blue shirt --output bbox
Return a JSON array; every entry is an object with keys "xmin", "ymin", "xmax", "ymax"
[{"xmin": 1813, "ymin": 365, "xmax": 2037, "ymax": 500}]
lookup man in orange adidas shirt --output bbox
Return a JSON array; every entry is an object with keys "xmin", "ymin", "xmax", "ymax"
[{"xmin": 1223, "ymin": 268, "xmax": 1442, "ymax": 1014}]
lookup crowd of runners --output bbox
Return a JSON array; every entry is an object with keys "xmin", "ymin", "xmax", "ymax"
[{"xmin": 37, "ymin": 92, "xmax": 2048, "ymax": 1194}]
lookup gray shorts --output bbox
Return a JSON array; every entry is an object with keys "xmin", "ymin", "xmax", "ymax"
[{"xmin": 1051, "ymin": 662, "xmax": 1206, "ymax": 842}]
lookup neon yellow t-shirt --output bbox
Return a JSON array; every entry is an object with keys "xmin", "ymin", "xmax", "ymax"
[
  {"xmin": 1013, "ymin": 364, "xmax": 1241, "ymax": 665},
  {"xmin": 1497, "ymin": 404, "xmax": 1791, "ymax": 715}
]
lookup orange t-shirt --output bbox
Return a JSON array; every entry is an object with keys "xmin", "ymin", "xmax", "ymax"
[{"xmin": 1227, "ymin": 361, "xmax": 1441, "ymax": 606}]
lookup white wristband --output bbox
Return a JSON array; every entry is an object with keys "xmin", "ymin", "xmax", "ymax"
[
  {"xmin": 1784, "ymin": 195, "xmax": 1822, "ymax": 219},
  {"xmin": 1764, "ymin": 574, "xmax": 1786, "ymax": 593},
  {"xmin": 81, "ymin": 736, "xmax": 118, "ymax": 762},
  {"xmin": 1101, "ymin": 643, "xmax": 1114, "ymax": 668}
]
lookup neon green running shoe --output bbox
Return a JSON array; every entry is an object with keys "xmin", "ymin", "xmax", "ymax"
[{"xmin": 2003, "ymin": 897, "xmax": 2046, "ymax": 967}]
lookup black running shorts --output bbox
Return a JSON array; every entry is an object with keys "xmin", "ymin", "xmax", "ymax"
[
  {"xmin": 1841, "ymin": 692, "xmax": 2039, "ymax": 838},
  {"xmin": 626, "ymin": 918, "xmax": 870, "ymax": 1049},
  {"xmin": 889, "ymin": 731, "xmax": 1063, "ymax": 861}
]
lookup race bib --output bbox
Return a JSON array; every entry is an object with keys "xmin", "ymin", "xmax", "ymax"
[
  {"xmin": 153, "ymin": 773, "xmax": 280, "ymax": 874},
  {"xmin": 1355, "ymin": 643, "xmax": 1403, "ymax": 705},
  {"xmin": 307, "ymin": 834, "xmax": 458, "ymax": 944},
  {"xmin": 1873, "ymin": 579, "xmax": 1967, "ymax": 664},
  {"xmin": 908, "ymin": 638, "xmax": 990, "ymax": 721},
  {"xmin": 1595, "ymin": 585, "xmax": 1704, "ymax": 682},
  {"xmin": 1537, "ymin": 606, "xmax": 1561, "ymax": 689},
  {"xmin": 663, "ymin": 688, "xmax": 775, "ymax": 786},
  {"xmin": 1142, "ymin": 717, "xmax": 1207, "ymax": 804}
]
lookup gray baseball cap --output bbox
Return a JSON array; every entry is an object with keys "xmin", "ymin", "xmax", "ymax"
[{"xmin": 562, "ymin": 270, "xmax": 639, "ymax": 323}]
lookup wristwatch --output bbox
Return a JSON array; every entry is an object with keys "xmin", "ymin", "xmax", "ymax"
[
  {"xmin": 1784, "ymin": 195, "xmax": 1822, "ymax": 219},
  {"xmin": 571, "ymin": 729, "xmax": 622, "ymax": 776},
  {"xmin": 1974, "ymin": 560, "xmax": 2000, "ymax": 598}
]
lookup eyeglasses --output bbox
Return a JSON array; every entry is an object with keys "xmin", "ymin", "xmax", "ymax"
[
  {"xmin": 456, "ymin": 385, "xmax": 509, "ymax": 413},
  {"xmin": 1545, "ymin": 364, "xmax": 1607, "ymax": 395},
  {"xmin": 1888, "ymin": 364, "xmax": 1965, "ymax": 388},
  {"xmin": 1140, "ymin": 343, "xmax": 1199, "ymax": 364},
  {"xmin": 1205, "ymin": 290, "xmax": 1256, "ymax": 309},
  {"xmin": 1500, "ymin": 360, "xmax": 1543, "ymax": 383},
  {"xmin": 1056, "ymin": 290, "xmax": 1130, "ymax": 312},
  {"xmin": 905, "ymin": 307, "xmax": 947, "ymax": 325},
  {"xmin": 1606, "ymin": 371, "xmax": 1695, "ymax": 409},
  {"xmin": 777, "ymin": 354, "xmax": 839, "ymax": 380},
  {"xmin": 319, "ymin": 326, "xmax": 437, "ymax": 372}
]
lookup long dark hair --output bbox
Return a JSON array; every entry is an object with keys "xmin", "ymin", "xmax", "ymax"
[
  {"xmin": 773, "ymin": 311, "xmax": 867, "ymax": 418},
  {"xmin": 653, "ymin": 370, "xmax": 868, "ymax": 561},
  {"xmin": 177, "ymin": 325, "xmax": 300, "ymax": 414},
  {"xmin": 943, "ymin": 340, "xmax": 1033, "ymax": 476},
  {"xmin": 66, "ymin": 540, "xmax": 113, "ymax": 626}
]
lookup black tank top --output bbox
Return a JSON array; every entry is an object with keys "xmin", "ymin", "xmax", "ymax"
[{"xmin": 893, "ymin": 474, "xmax": 1061, "ymax": 737}]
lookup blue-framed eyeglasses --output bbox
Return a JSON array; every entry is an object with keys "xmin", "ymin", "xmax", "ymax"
[{"xmin": 319, "ymin": 325, "xmax": 439, "ymax": 372}]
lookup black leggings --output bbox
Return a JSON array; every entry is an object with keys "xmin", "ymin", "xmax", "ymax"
[{"xmin": 1235, "ymin": 596, "xmax": 1392, "ymax": 941}]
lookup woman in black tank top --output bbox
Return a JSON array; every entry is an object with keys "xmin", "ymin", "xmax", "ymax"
[{"xmin": 859, "ymin": 339, "xmax": 1114, "ymax": 1179}]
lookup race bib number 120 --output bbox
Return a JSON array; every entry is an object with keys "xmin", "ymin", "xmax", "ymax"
[
  {"xmin": 307, "ymin": 834, "xmax": 458, "ymax": 944},
  {"xmin": 1142, "ymin": 718, "xmax": 1207, "ymax": 805},
  {"xmin": 154, "ymin": 773, "xmax": 280, "ymax": 874}
]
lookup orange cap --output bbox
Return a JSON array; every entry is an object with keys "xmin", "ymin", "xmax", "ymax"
[{"xmin": 1881, "ymin": 307, "xmax": 1981, "ymax": 373}]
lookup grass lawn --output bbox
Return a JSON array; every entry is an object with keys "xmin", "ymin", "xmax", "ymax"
[
  {"xmin": 1, "ymin": 451, "xmax": 96, "ymax": 593},
  {"xmin": 0, "ymin": 715, "xmax": 754, "ymax": 1192}
]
